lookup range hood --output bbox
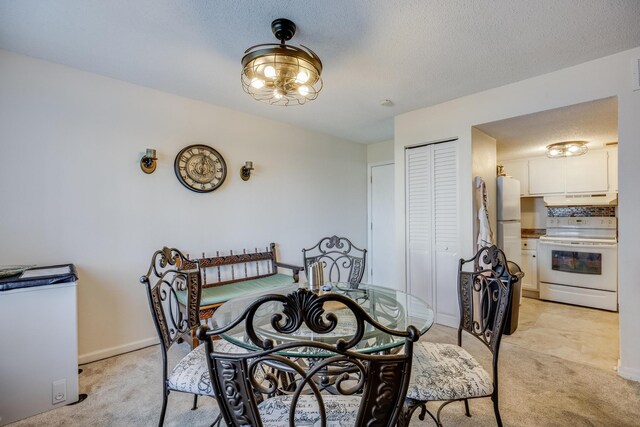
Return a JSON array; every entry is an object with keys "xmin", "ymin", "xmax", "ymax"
[{"xmin": 544, "ymin": 193, "xmax": 618, "ymax": 207}]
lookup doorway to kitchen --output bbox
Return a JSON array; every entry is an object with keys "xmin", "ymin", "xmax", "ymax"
[{"xmin": 472, "ymin": 96, "xmax": 620, "ymax": 372}]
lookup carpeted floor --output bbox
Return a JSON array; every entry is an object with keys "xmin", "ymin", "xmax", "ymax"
[{"xmin": 11, "ymin": 324, "xmax": 640, "ymax": 427}]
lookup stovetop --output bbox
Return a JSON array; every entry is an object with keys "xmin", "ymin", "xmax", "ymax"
[{"xmin": 544, "ymin": 217, "xmax": 617, "ymax": 241}]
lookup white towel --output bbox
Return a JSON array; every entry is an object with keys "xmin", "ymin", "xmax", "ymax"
[{"xmin": 475, "ymin": 176, "xmax": 494, "ymax": 250}]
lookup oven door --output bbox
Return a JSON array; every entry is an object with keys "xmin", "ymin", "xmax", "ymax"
[{"xmin": 538, "ymin": 239, "xmax": 617, "ymax": 291}]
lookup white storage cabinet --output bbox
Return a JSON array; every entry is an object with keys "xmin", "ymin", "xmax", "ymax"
[
  {"xmin": 528, "ymin": 157, "xmax": 565, "ymax": 195},
  {"xmin": 564, "ymin": 150, "xmax": 609, "ymax": 193},
  {"xmin": 520, "ymin": 238, "xmax": 538, "ymax": 294},
  {"xmin": 0, "ymin": 267, "xmax": 79, "ymax": 426}
]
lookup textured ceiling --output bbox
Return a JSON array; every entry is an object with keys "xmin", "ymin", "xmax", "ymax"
[
  {"xmin": 1, "ymin": 1, "xmax": 639, "ymax": 144},
  {"xmin": 477, "ymin": 97, "xmax": 618, "ymax": 160}
]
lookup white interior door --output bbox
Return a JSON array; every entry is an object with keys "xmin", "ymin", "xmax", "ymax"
[
  {"xmin": 369, "ymin": 163, "xmax": 396, "ymax": 288},
  {"xmin": 432, "ymin": 142, "xmax": 459, "ymax": 325},
  {"xmin": 406, "ymin": 146, "xmax": 434, "ymax": 307},
  {"xmin": 405, "ymin": 140, "xmax": 459, "ymax": 325}
]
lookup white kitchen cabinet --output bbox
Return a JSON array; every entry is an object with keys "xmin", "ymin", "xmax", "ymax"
[
  {"xmin": 607, "ymin": 146, "xmax": 618, "ymax": 192},
  {"xmin": 564, "ymin": 150, "xmax": 609, "ymax": 193},
  {"xmin": 501, "ymin": 159, "xmax": 529, "ymax": 196},
  {"xmin": 504, "ymin": 149, "xmax": 615, "ymax": 197},
  {"xmin": 520, "ymin": 246, "xmax": 538, "ymax": 292},
  {"xmin": 528, "ymin": 157, "xmax": 565, "ymax": 195}
]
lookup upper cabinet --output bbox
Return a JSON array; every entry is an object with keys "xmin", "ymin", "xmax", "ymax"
[
  {"xmin": 500, "ymin": 159, "xmax": 529, "ymax": 196},
  {"xmin": 528, "ymin": 157, "xmax": 565, "ymax": 195},
  {"xmin": 564, "ymin": 150, "xmax": 608, "ymax": 193},
  {"xmin": 499, "ymin": 146, "xmax": 617, "ymax": 196}
]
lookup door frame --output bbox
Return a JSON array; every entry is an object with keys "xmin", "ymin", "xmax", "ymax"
[{"xmin": 367, "ymin": 161, "xmax": 394, "ymax": 284}]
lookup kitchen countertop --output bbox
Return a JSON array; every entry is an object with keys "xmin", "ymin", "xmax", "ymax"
[{"xmin": 521, "ymin": 228, "xmax": 546, "ymax": 239}]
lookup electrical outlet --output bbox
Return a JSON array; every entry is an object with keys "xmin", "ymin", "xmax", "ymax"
[{"xmin": 52, "ymin": 379, "xmax": 67, "ymax": 404}]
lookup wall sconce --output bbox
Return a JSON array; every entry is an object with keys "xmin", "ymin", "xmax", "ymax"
[
  {"xmin": 240, "ymin": 161, "xmax": 254, "ymax": 181},
  {"xmin": 140, "ymin": 149, "xmax": 157, "ymax": 174}
]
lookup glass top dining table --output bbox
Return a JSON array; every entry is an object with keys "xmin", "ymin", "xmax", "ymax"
[{"xmin": 209, "ymin": 282, "xmax": 434, "ymax": 358}]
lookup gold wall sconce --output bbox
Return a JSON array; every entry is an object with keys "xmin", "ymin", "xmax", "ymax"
[
  {"xmin": 240, "ymin": 161, "xmax": 254, "ymax": 181},
  {"xmin": 140, "ymin": 149, "xmax": 157, "ymax": 174}
]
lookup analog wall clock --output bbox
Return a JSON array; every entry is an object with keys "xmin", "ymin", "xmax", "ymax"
[{"xmin": 174, "ymin": 144, "xmax": 227, "ymax": 193}]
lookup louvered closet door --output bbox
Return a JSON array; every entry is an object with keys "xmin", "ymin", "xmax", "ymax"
[
  {"xmin": 432, "ymin": 142, "xmax": 459, "ymax": 324},
  {"xmin": 406, "ymin": 145, "xmax": 433, "ymax": 307},
  {"xmin": 406, "ymin": 140, "xmax": 459, "ymax": 324}
]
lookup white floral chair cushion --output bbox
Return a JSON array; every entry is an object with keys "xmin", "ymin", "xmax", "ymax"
[
  {"xmin": 406, "ymin": 342, "xmax": 493, "ymax": 401},
  {"xmin": 167, "ymin": 340, "xmax": 246, "ymax": 396},
  {"xmin": 258, "ymin": 394, "xmax": 361, "ymax": 426}
]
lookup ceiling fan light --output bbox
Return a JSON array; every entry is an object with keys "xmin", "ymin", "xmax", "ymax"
[
  {"xmin": 264, "ymin": 65, "xmax": 276, "ymax": 79},
  {"xmin": 250, "ymin": 78, "xmax": 265, "ymax": 89},
  {"xmin": 241, "ymin": 18, "xmax": 323, "ymax": 106},
  {"xmin": 295, "ymin": 70, "xmax": 309, "ymax": 84}
]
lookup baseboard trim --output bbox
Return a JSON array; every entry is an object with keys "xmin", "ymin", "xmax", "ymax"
[
  {"xmin": 79, "ymin": 336, "xmax": 159, "ymax": 364},
  {"xmin": 617, "ymin": 363, "xmax": 640, "ymax": 382},
  {"xmin": 435, "ymin": 313, "xmax": 459, "ymax": 329}
]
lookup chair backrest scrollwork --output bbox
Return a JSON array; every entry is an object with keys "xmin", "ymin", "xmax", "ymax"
[
  {"xmin": 302, "ymin": 235, "xmax": 367, "ymax": 285},
  {"xmin": 458, "ymin": 245, "xmax": 516, "ymax": 355},
  {"xmin": 140, "ymin": 247, "xmax": 202, "ymax": 350},
  {"xmin": 197, "ymin": 287, "xmax": 419, "ymax": 427}
]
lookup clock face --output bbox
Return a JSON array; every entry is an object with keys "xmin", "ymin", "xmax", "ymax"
[{"xmin": 174, "ymin": 144, "xmax": 227, "ymax": 193}]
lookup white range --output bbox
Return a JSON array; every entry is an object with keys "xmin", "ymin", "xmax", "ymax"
[{"xmin": 538, "ymin": 216, "xmax": 618, "ymax": 311}]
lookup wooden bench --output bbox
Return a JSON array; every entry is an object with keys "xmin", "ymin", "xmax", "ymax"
[{"xmin": 177, "ymin": 243, "xmax": 302, "ymax": 322}]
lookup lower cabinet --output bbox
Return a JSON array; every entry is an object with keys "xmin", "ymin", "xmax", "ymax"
[{"xmin": 520, "ymin": 244, "xmax": 538, "ymax": 293}]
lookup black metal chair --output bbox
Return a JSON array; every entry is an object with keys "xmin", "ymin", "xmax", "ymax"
[
  {"xmin": 197, "ymin": 286, "xmax": 420, "ymax": 426},
  {"xmin": 140, "ymin": 247, "xmax": 243, "ymax": 427},
  {"xmin": 401, "ymin": 245, "xmax": 518, "ymax": 427},
  {"xmin": 302, "ymin": 235, "xmax": 367, "ymax": 285}
]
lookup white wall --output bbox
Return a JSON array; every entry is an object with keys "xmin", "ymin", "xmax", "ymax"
[
  {"xmin": 0, "ymin": 49, "xmax": 367, "ymax": 363},
  {"xmin": 521, "ymin": 197, "xmax": 547, "ymax": 229},
  {"xmin": 394, "ymin": 46, "xmax": 640, "ymax": 381},
  {"xmin": 471, "ymin": 128, "xmax": 497, "ymax": 244},
  {"xmin": 367, "ymin": 139, "xmax": 394, "ymax": 164}
]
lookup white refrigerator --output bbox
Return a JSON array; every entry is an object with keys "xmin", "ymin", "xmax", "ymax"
[{"xmin": 497, "ymin": 176, "xmax": 522, "ymax": 268}]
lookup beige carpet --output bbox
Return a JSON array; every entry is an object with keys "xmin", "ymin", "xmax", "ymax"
[
  {"xmin": 504, "ymin": 297, "xmax": 620, "ymax": 371},
  {"xmin": 11, "ymin": 325, "xmax": 640, "ymax": 427}
]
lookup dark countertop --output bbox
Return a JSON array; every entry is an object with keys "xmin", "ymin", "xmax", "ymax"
[
  {"xmin": 521, "ymin": 228, "xmax": 546, "ymax": 239},
  {"xmin": 0, "ymin": 264, "xmax": 77, "ymax": 292}
]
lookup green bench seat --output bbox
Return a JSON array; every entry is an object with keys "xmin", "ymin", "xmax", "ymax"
[{"xmin": 177, "ymin": 273, "xmax": 295, "ymax": 307}]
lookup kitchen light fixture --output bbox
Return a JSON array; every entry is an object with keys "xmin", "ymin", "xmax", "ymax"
[
  {"xmin": 140, "ymin": 148, "xmax": 157, "ymax": 174},
  {"xmin": 240, "ymin": 161, "xmax": 254, "ymax": 181},
  {"xmin": 241, "ymin": 18, "xmax": 323, "ymax": 106},
  {"xmin": 546, "ymin": 141, "xmax": 588, "ymax": 158}
]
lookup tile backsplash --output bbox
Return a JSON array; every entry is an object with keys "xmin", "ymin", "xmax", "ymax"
[{"xmin": 547, "ymin": 206, "xmax": 616, "ymax": 217}]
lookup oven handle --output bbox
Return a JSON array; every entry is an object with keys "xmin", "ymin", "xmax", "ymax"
[{"xmin": 538, "ymin": 240, "xmax": 618, "ymax": 249}]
